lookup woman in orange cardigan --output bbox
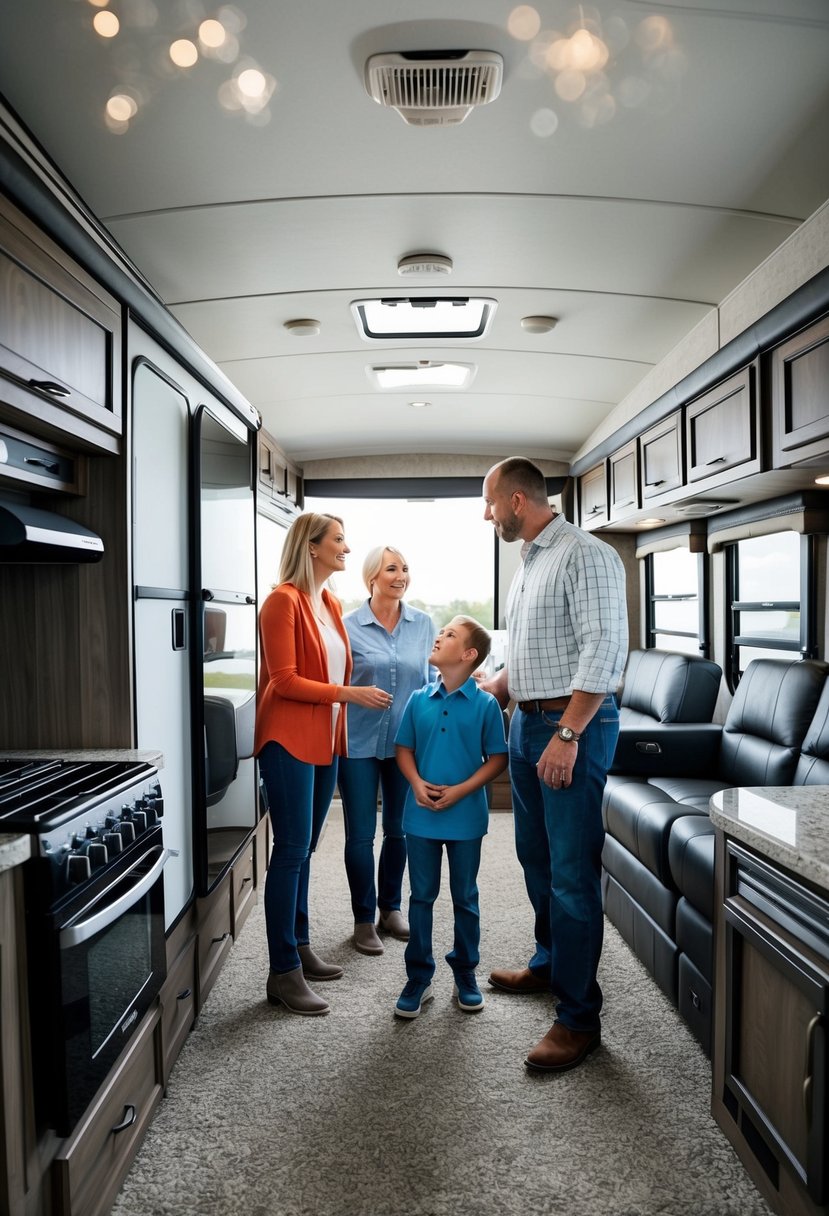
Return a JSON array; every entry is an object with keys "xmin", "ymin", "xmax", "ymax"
[{"xmin": 255, "ymin": 512, "xmax": 393, "ymax": 1015}]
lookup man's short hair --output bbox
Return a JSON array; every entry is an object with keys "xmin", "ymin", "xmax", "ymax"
[{"xmin": 493, "ymin": 457, "xmax": 548, "ymax": 506}]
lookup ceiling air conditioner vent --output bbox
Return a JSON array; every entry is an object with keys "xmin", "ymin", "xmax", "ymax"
[{"xmin": 366, "ymin": 50, "xmax": 503, "ymax": 126}]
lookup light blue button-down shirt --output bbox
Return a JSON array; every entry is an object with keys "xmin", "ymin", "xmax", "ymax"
[{"xmin": 343, "ymin": 599, "xmax": 435, "ymax": 759}]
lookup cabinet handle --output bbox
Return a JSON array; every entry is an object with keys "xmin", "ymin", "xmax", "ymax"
[
  {"xmin": 586, "ymin": 505, "xmax": 602, "ymax": 516},
  {"xmin": 803, "ymin": 1013, "xmax": 821, "ymax": 1126},
  {"xmin": 211, "ymin": 932, "xmax": 230, "ymax": 945},
  {"xmin": 705, "ymin": 456, "xmax": 728, "ymax": 465},
  {"xmin": 177, "ymin": 988, "xmax": 192, "ymax": 1001},
  {"xmin": 24, "ymin": 457, "xmax": 61, "ymax": 473},
  {"xmin": 616, "ymin": 498, "xmax": 636, "ymax": 507},
  {"xmin": 112, "ymin": 1104, "xmax": 137, "ymax": 1135},
  {"xmin": 28, "ymin": 378, "xmax": 71, "ymax": 397},
  {"xmin": 645, "ymin": 479, "xmax": 664, "ymax": 487},
  {"xmin": 242, "ymin": 875, "xmax": 252, "ymax": 885}
]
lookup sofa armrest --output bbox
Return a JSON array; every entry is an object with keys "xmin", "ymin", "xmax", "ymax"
[{"xmin": 610, "ymin": 722, "xmax": 722, "ymax": 777}]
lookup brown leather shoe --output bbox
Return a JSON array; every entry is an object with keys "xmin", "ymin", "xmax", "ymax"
[
  {"xmin": 488, "ymin": 966, "xmax": 549, "ymax": 994},
  {"xmin": 525, "ymin": 1021, "xmax": 600, "ymax": 1073}
]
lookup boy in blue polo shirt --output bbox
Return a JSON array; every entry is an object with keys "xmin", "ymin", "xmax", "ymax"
[{"xmin": 393, "ymin": 616, "xmax": 508, "ymax": 1018}]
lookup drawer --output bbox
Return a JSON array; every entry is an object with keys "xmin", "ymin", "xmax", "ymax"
[
  {"xmin": 231, "ymin": 839, "xmax": 256, "ymax": 937},
  {"xmin": 160, "ymin": 936, "xmax": 197, "ymax": 1084},
  {"xmin": 254, "ymin": 812, "xmax": 270, "ymax": 888},
  {"xmin": 196, "ymin": 874, "xmax": 233, "ymax": 1007},
  {"xmin": 53, "ymin": 1006, "xmax": 163, "ymax": 1216}
]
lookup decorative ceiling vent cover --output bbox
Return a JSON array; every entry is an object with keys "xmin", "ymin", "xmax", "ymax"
[{"xmin": 366, "ymin": 50, "xmax": 503, "ymax": 126}]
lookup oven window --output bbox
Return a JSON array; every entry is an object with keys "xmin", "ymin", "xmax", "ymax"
[{"xmin": 86, "ymin": 897, "xmax": 153, "ymax": 1057}]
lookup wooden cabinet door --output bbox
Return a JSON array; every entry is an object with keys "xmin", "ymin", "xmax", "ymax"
[
  {"xmin": 686, "ymin": 365, "xmax": 760, "ymax": 489},
  {"xmin": 0, "ymin": 202, "xmax": 122, "ymax": 451},
  {"xmin": 640, "ymin": 411, "xmax": 683, "ymax": 502},
  {"xmin": 772, "ymin": 314, "xmax": 829, "ymax": 468},
  {"xmin": 609, "ymin": 438, "xmax": 639, "ymax": 521},
  {"xmin": 578, "ymin": 461, "xmax": 608, "ymax": 530}
]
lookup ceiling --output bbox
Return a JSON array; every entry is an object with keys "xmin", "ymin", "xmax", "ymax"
[{"xmin": 3, "ymin": 0, "xmax": 829, "ymax": 464}]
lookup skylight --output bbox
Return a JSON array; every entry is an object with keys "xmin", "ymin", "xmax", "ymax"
[{"xmin": 352, "ymin": 297, "xmax": 496, "ymax": 339}]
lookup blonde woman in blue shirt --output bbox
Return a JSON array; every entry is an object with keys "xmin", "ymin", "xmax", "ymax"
[{"xmin": 340, "ymin": 546, "xmax": 434, "ymax": 955}]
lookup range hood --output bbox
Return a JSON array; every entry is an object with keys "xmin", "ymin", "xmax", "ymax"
[{"xmin": 0, "ymin": 502, "xmax": 104, "ymax": 563}]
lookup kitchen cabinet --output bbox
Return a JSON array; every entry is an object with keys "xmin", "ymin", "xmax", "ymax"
[
  {"xmin": 231, "ymin": 837, "xmax": 256, "ymax": 938},
  {"xmin": 771, "ymin": 314, "xmax": 829, "ymax": 469},
  {"xmin": 0, "ymin": 200, "xmax": 122, "ymax": 455},
  {"xmin": 685, "ymin": 365, "xmax": 761, "ymax": 492},
  {"xmin": 160, "ymin": 908, "xmax": 197, "ymax": 1088},
  {"xmin": 609, "ymin": 438, "xmax": 639, "ymax": 523},
  {"xmin": 258, "ymin": 429, "xmax": 302, "ymax": 517},
  {"xmin": 711, "ymin": 792, "xmax": 829, "ymax": 1216},
  {"xmin": 0, "ymin": 860, "xmax": 37, "ymax": 1216},
  {"xmin": 639, "ymin": 411, "xmax": 684, "ymax": 504},
  {"xmin": 578, "ymin": 460, "xmax": 609, "ymax": 530},
  {"xmin": 52, "ymin": 1006, "xmax": 164, "ymax": 1216},
  {"xmin": 196, "ymin": 872, "xmax": 234, "ymax": 1008}
]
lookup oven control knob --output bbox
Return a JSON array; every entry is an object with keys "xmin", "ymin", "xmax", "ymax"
[
  {"xmin": 85, "ymin": 824, "xmax": 98, "ymax": 840},
  {"xmin": 104, "ymin": 831, "xmax": 123, "ymax": 855},
  {"xmin": 134, "ymin": 810, "xmax": 149, "ymax": 833},
  {"xmin": 88, "ymin": 842, "xmax": 108, "ymax": 869},
  {"xmin": 105, "ymin": 813, "xmax": 119, "ymax": 828},
  {"xmin": 118, "ymin": 821, "xmax": 136, "ymax": 844},
  {"xmin": 70, "ymin": 833, "xmax": 84, "ymax": 849},
  {"xmin": 67, "ymin": 853, "xmax": 92, "ymax": 884}
]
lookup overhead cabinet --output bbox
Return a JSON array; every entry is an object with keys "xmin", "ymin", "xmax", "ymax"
[
  {"xmin": 578, "ymin": 460, "xmax": 609, "ymax": 530},
  {"xmin": 609, "ymin": 438, "xmax": 640, "ymax": 523},
  {"xmin": 685, "ymin": 365, "xmax": 761, "ymax": 492},
  {"xmin": 771, "ymin": 313, "xmax": 829, "ymax": 469},
  {"xmin": 258, "ymin": 429, "xmax": 303, "ymax": 515},
  {"xmin": 0, "ymin": 201, "xmax": 122, "ymax": 453},
  {"xmin": 639, "ymin": 410, "xmax": 684, "ymax": 505}
]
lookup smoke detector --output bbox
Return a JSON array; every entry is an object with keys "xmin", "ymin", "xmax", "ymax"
[{"xmin": 365, "ymin": 50, "xmax": 503, "ymax": 126}]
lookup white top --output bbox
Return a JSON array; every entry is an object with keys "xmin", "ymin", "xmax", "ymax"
[{"xmin": 318, "ymin": 617, "xmax": 347, "ymax": 740}]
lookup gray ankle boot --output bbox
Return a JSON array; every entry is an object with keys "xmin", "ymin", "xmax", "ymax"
[
  {"xmin": 353, "ymin": 921, "xmax": 384, "ymax": 955},
  {"xmin": 266, "ymin": 966, "xmax": 330, "ymax": 1015},
  {"xmin": 298, "ymin": 943, "xmax": 344, "ymax": 981}
]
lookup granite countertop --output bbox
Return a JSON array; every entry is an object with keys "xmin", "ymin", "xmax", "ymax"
[
  {"xmin": 0, "ymin": 833, "xmax": 32, "ymax": 874},
  {"xmin": 710, "ymin": 785, "xmax": 829, "ymax": 891},
  {"xmin": 0, "ymin": 749, "xmax": 164, "ymax": 767}
]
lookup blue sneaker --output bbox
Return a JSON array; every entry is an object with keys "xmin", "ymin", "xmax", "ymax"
[
  {"xmin": 394, "ymin": 979, "xmax": 434, "ymax": 1019},
  {"xmin": 454, "ymin": 970, "xmax": 485, "ymax": 1012}
]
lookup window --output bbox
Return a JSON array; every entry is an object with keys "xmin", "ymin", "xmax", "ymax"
[
  {"xmin": 645, "ymin": 545, "xmax": 705, "ymax": 656},
  {"xmin": 302, "ymin": 494, "xmax": 496, "ymax": 629},
  {"xmin": 725, "ymin": 530, "xmax": 815, "ymax": 686}
]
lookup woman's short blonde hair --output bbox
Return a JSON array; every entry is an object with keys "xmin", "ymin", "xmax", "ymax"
[
  {"xmin": 278, "ymin": 512, "xmax": 343, "ymax": 595},
  {"xmin": 362, "ymin": 545, "xmax": 407, "ymax": 594}
]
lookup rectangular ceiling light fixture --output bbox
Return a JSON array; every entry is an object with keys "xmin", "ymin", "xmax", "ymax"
[
  {"xmin": 368, "ymin": 362, "xmax": 476, "ymax": 390},
  {"xmin": 353, "ymin": 297, "xmax": 496, "ymax": 340}
]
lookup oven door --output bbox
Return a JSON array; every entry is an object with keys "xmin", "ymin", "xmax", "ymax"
[{"xmin": 37, "ymin": 828, "xmax": 169, "ymax": 1135}]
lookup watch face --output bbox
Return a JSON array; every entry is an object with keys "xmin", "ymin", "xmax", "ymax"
[{"xmin": 558, "ymin": 726, "xmax": 574, "ymax": 740}]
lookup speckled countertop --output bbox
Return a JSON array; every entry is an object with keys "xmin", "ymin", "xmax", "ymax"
[
  {"xmin": 0, "ymin": 749, "xmax": 165, "ymax": 874},
  {"xmin": 710, "ymin": 786, "xmax": 829, "ymax": 891}
]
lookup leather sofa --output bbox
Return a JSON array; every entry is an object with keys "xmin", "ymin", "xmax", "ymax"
[{"xmin": 603, "ymin": 656, "xmax": 829, "ymax": 1056}]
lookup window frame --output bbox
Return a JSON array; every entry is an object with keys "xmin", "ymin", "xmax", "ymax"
[{"xmin": 644, "ymin": 546, "xmax": 709, "ymax": 658}]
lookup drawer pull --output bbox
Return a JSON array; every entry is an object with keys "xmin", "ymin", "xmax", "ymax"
[
  {"xmin": 645, "ymin": 479, "xmax": 664, "ymax": 487},
  {"xmin": 242, "ymin": 875, "xmax": 252, "ymax": 885},
  {"xmin": 705, "ymin": 456, "xmax": 727, "ymax": 465},
  {"xmin": 177, "ymin": 987, "xmax": 192, "ymax": 1001},
  {"xmin": 211, "ymin": 932, "xmax": 230, "ymax": 945},
  {"xmin": 24, "ymin": 456, "xmax": 61, "ymax": 473},
  {"xmin": 112, "ymin": 1104, "xmax": 137, "ymax": 1135},
  {"xmin": 28, "ymin": 378, "xmax": 71, "ymax": 397}
]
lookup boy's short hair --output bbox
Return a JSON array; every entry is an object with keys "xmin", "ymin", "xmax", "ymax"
[{"xmin": 452, "ymin": 615, "xmax": 492, "ymax": 667}]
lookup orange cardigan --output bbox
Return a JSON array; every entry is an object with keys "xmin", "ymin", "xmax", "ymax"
[{"xmin": 254, "ymin": 582, "xmax": 353, "ymax": 765}]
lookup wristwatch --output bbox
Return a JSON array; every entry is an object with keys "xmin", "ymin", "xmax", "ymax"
[{"xmin": 556, "ymin": 724, "xmax": 582, "ymax": 743}]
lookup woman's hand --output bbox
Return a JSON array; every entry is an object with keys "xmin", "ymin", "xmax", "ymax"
[{"xmin": 344, "ymin": 685, "xmax": 394, "ymax": 710}]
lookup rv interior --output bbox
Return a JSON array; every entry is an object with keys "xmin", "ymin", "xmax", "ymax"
[{"xmin": 2, "ymin": 2, "xmax": 829, "ymax": 1214}]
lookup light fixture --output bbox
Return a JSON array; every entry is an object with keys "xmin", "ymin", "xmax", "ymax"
[
  {"xmin": 283, "ymin": 318, "xmax": 320, "ymax": 336},
  {"xmin": 815, "ymin": 475, "xmax": 829, "ymax": 485},
  {"xmin": 409, "ymin": 401, "xmax": 431, "ymax": 409},
  {"xmin": 521, "ymin": 315, "xmax": 558, "ymax": 334},
  {"xmin": 398, "ymin": 254, "xmax": 453, "ymax": 276},
  {"xmin": 638, "ymin": 518, "xmax": 666, "ymax": 528},
  {"xmin": 368, "ymin": 362, "xmax": 476, "ymax": 390}
]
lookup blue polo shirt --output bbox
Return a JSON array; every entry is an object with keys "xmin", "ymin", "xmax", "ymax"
[
  {"xmin": 343, "ymin": 599, "xmax": 434, "ymax": 759},
  {"xmin": 395, "ymin": 676, "xmax": 508, "ymax": 841}
]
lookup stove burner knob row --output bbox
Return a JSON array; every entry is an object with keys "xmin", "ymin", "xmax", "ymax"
[{"xmin": 103, "ymin": 830, "xmax": 124, "ymax": 855}]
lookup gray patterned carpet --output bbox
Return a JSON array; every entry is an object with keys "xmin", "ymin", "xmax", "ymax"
[{"xmin": 111, "ymin": 808, "xmax": 772, "ymax": 1216}]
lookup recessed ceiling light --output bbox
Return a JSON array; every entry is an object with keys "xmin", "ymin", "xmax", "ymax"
[
  {"xmin": 284, "ymin": 318, "xmax": 321, "ymax": 336},
  {"xmin": 638, "ymin": 518, "xmax": 666, "ymax": 527},
  {"xmin": 409, "ymin": 401, "xmax": 431, "ymax": 409},
  {"xmin": 521, "ymin": 315, "xmax": 558, "ymax": 334},
  {"xmin": 397, "ymin": 254, "xmax": 453, "ymax": 276},
  {"xmin": 815, "ymin": 475, "xmax": 829, "ymax": 485}
]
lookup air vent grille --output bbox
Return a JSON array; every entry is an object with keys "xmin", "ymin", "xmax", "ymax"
[{"xmin": 366, "ymin": 51, "xmax": 503, "ymax": 126}]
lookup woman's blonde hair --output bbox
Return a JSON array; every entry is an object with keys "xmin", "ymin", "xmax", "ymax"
[
  {"xmin": 278, "ymin": 512, "xmax": 343, "ymax": 595},
  {"xmin": 362, "ymin": 545, "xmax": 407, "ymax": 595}
]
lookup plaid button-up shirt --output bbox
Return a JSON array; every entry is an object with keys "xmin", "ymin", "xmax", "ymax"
[{"xmin": 505, "ymin": 514, "xmax": 628, "ymax": 702}]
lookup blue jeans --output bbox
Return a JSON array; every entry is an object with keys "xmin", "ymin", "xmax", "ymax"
[
  {"xmin": 508, "ymin": 696, "xmax": 619, "ymax": 1032},
  {"xmin": 338, "ymin": 756, "xmax": 409, "ymax": 922},
  {"xmin": 258, "ymin": 740, "xmax": 338, "ymax": 973},
  {"xmin": 404, "ymin": 833, "xmax": 483, "ymax": 984}
]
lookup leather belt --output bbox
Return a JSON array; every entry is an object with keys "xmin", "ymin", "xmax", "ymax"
[{"xmin": 517, "ymin": 696, "xmax": 571, "ymax": 713}]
